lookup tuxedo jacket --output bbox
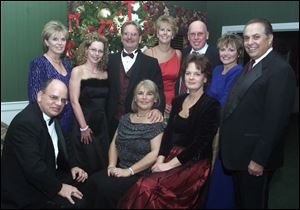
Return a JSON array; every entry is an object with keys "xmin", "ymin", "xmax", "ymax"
[
  {"xmin": 107, "ymin": 51, "xmax": 165, "ymax": 124},
  {"xmin": 220, "ymin": 50, "xmax": 296, "ymax": 171},
  {"xmin": 1, "ymin": 103, "xmax": 76, "ymax": 208},
  {"xmin": 174, "ymin": 45, "xmax": 221, "ymax": 96}
]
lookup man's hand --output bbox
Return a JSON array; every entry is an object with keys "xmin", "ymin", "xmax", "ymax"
[
  {"xmin": 148, "ymin": 109, "xmax": 163, "ymax": 123},
  {"xmin": 248, "ymin": 160, "xmax": 264, "ymax": 176},
  {"xmin": 58, "ymin": 183, "xmax": 83, "ymax": 205},
  {"xmin": 71, "ymin": 167, "xmax": 88, "ymax": 182}
]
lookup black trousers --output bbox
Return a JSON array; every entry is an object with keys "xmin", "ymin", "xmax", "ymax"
[
  {"xmin": 88, "ymin": 169, "xmax": 139, "ymax": 209},
  {"xmin": 232, "ymin": 170, "xmax": 274, "ymax": 209},
  {"xmin": 44, "ymin": 170, "xmax": 89, "ymax": 209}
]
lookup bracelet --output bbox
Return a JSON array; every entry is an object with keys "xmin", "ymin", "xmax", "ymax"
[
  {"xmin": 80, "ymin": 125, "xmax": 89, "ymax": 132},
  {"xmin": 128, "ymin": 167, "xmax": 134, "ymax": 176}
]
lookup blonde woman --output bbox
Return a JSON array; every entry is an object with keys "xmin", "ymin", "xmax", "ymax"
[
  {"xmin": 144, "ymin": 15, "xmax": 182, "ymax": 120},
  {"xmin": 88, "ymin": 80, "xmax": 165, "ymax": 208},
  {"xmin": 28, "ymin": 20, "xmax": 73, "ymax": 135}
]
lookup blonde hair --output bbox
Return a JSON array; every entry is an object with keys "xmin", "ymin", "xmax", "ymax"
[
  {"xmin": 41, "ymin": 20, "xmax": 68, "ymax": 52},
  {"xmin": 217, "ymin": 33, "xmax": 244, "ymax": 62},
  {"xmin": 131, "ymin": 80, "xmax": 160, "ymax": 113},
  {"xmin": 155, "ymin": 15, "xmax": 178, "ymax": 35},
  {"xmin": 75, "ymin": 32, "xmax": 109, "ymax": 70}
]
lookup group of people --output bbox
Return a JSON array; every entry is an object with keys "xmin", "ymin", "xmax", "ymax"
[{"xmin": 1, "ymin": 15, "xmax": 296, "ymax": 209}]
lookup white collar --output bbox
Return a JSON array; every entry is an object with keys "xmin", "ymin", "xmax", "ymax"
[
  {"xmin": 191, "ymin": 43, "xmax": 209, "ymax": 55},
  {"xmin": 43, "ymin": 113, "xmax": 54, "ymax": 127},
  {"xmin": 123, "ymin": 49, "xmax": 139, "ymax": 55},
  {"xmin": 253, "ymin": 48, "xmax": 273, "ymax": 67}
]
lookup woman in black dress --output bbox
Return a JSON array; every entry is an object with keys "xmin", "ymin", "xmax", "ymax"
[{"xmin": 69, "ymin": 32, "xmax": 109, "ymax": 175}]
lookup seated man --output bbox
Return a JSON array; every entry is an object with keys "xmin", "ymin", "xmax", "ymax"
[{"xmin": 1, "ymin": 79, "xmax": 88, "ymax": 209}]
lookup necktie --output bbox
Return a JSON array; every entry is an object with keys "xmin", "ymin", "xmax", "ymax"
[
  {"xmin": 192, "ymin": 51, "xmax": 200, "ymax": 55},
  {"xmin": 48, "ymin": 117, "xmax": 55, "ymax": 126},
  {"xmin": 122, "ymin": 51, "xmax": 134, "ymax": 59},
  {"xmin": 245, "ymin": 59, "xmax": 255, "ymax": 75}
]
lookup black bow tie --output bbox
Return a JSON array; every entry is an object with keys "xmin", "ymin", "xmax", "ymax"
[
  {"xmin": 122, "ymin": 51, "xmax": 134, "ymax": 59},
  {"xmin": 48, "ymin": 118, "xmax": 55, "ymax": 126}
]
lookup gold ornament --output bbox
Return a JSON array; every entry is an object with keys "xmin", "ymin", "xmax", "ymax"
[{"xmin": 97, "ymin": 8, "xmax": 112, "ymax": 19}]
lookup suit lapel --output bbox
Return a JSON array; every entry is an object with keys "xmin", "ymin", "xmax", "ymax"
[
  {"xmin": 54, "ymin": 119, "xmax": 68, "ymax": 160},
  {"xmin": 223, "ymin": 61, "xmax": 263, "ymax": 120},
  {"xmin": 127, "ymin": 52, "xmax": 142, "ymax": 92},
  {"xmin": 110, "ymin": 53, "xmax": 122, "ymax": 96}
]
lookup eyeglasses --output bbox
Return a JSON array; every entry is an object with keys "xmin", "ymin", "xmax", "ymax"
[
  {"xmin": 89, "ymin": 48, "xmax": 103, "ymax": 54},
  {"xmin": 44, "ymin": 93, "xmax": 68, "ymax": 105},
  {"xmin": 188, "ymin": 32, "xmax": 204, "ymax": 38},
  {"xmin": 122, "ymin": 32, "xmax": 139, "ymax": 37}
]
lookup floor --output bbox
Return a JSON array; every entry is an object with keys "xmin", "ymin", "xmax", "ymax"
[{"xmin": 269, "ymin": 114, "xmax": 299, "ymax": 209}]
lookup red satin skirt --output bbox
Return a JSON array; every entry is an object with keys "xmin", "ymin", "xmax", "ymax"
[{"xmin": 119, "ymin": 146, "xmax": 211, "ymax": 209}]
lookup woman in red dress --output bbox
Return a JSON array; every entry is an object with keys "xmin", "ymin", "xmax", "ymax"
[{"xmin": 144, "ymin": 15, "xmax": 181, "ymax": 121}]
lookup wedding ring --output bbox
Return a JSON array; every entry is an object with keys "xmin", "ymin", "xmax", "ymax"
[{"xmin": 71, "ymin": 192, "xmax": 75, "ymax": 196}]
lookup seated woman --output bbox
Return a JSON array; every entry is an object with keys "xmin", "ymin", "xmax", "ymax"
[
  {"xmin": 119, "ymin": 54, "xmax": 220, "ymax": 209},
  {"xmin": 88, "ymin": 80, "xmax": 165, "ymax": 208}
]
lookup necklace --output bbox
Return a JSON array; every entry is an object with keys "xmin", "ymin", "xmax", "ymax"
[
  {"xmin": 136, "ymin": 112, "xmax": 149, "ymax": 118},
  {"xmin": 46, "ymin": 53, "xmax": 61, "ymax": 65}
]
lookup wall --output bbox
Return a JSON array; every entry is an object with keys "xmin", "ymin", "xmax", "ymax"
[
  {"xmin": 206, "ymin": 1, "xmax": 299, "ymax": 44},
  {"xmin": 1, "ymin": 1, "xmax": 67, "ymax": 102},
  {"xmin": 166, "ymin": 1, "xmax": 298, "ymax": 44}
]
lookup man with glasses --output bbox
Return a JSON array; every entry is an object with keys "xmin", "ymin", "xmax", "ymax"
[
  {"xmin": 107, "ymin": 21, "xmax": 165, "ymax": 138},
  {"xmin": 175, "ymin": 20, "xmax": 221, "ymax": 95},
  {"xmin": 1, "ymin": 79, "xmax": 89, "ymax": 209}
]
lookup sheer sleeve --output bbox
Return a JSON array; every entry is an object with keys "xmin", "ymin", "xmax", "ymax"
[{"xmin": 27, "ymin": 57, "xmax": 48, "ymax": 102}]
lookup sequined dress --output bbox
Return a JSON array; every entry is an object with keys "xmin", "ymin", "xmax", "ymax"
[{"xmin": 27, "ymin": 55, "xmax": 73, "ymax": 135}]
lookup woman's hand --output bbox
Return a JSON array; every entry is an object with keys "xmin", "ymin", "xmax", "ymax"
[
  {"xmin": 151, "ymin": 162, "xmax": 172, "ymax": 173},
  {"xmin": 110, "ymin": 167, "xmax": 131, "ymax": 177},
  {"xmin": 80, "ymin": 128, "xmax": 93, "ymax": 144}
]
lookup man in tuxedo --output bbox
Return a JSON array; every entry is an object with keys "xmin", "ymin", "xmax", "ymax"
[
  {"xmin": 175, "ymin": 20, "xmax": 221, "ymax": 95},
  {"xmin": 107, "ymin": 21, "xmax": 165, "ymax": 138},
  {"xmin": 1, "ymin": 79, "xmax": 88, "ymax": 209},
  {"xmin": 220, "ymin": 18, "xmax": 296, "ymax": 208}
]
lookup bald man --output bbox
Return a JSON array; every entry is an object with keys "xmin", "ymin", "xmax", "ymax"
[
  {"xmin": 1, "ymin": 79, "xmax": 88, "ymax": 209},
  {"xmin": 175, "ymin": 20, "xmax": 221, "ymax": 95}
]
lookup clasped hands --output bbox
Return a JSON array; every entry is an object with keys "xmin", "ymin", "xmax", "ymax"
[
  {"xmin": 248, "ymin": 160, "xmax": 264, "ymax": 177},
  {"xmin": 107, "ymin": 166, "xmax": 131, "ymax": 177}
]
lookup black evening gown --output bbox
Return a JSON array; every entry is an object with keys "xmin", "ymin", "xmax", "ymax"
[{"xmin": 71, "ymin": 78, "xmax": 109, "ymax": 174}]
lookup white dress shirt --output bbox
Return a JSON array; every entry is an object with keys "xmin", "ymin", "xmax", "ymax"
[
  {"xmin": 190, "ymin": 43, "xmax": 209, "ymax": 55},
  {"xmin": 121, "ymin": 49, "xmax": 139, "ymax": 73},
  {"xmin": 43, "ymin": 113, "xmax": 58, "ymax": 168}
]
